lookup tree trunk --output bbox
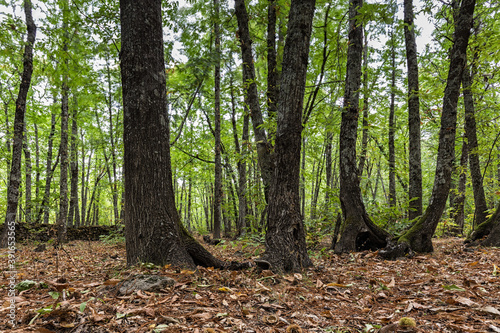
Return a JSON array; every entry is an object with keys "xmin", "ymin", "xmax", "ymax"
[
  {"xmin": 404, "ymin": 0, "xmax": 423, "ymax": 220},
  {"xmin": 451, "ymin": 135, "xmax": 467, "ymax": 234},
  {"xmin": 69, "ymin": 98, "xmax": 80, "ymax": 227},
  {"xmin": 393, "ymin": 0, "xmax": 476, "ymax": 254},
  {"xmin": 267, "ymin": 0, "xmax": 278, "ymax": 125},
  {"xmin": 34, "ymin": 124, "xmax": 40, "ymax": 214},
  {"xmin": 120, "ymin": 0, "xmax": 245, "ymax": 270},
  {"xmin": 23, "ymin": 125, "xmax": 33, "ymax": 223},
  {"xmin": 37, "ymin": 112, "xmax": 57, "ymax": 224},
  {"xmin": 234, "ymin": 0, "xmax": 273, "ymax": 201},
  {"xmin": 335, "ymin": 0, "xmax": 390, "ymax": 254},
  {"xmin": 388, "ymin": 27, "xmax": 396, "ymax": 210},
  {"xmin": 213, "ymin": 0, "xmax": 222, "ymax": 240},
  {"xmin": 463, "ymin": 63, "xmax": 488, "ymax": 226},
  {"xmin": 358, "ymin": 31, "xmax": 369, "ymax": 180},
  {"xmin": 1, "ymin": 0, "xmax": 36, "ymax": 248},
  {"xmin": 57, "ymin": 0, "xmax": 70, "ymax": 244},
  {"xmin": 230, "ymin": 74, "xmax": 249, "ymax": 236},
  {"xmin": 262, "ymin": 0, "xmax": 315, "ymax": 273},
  {"xmin": 106, "ymin": 58, "xmax": 120, "ymax": 225}
]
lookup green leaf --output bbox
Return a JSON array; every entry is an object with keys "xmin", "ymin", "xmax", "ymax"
[
  {"xmin": 48, "ymin": 291, "xmax": 60, "ymax": 299},
  {"xmin": 15, "ymin": 280, "xmax": 36, "ymax": 291},
  {"xmin": 442, "ymin": 284, "xmax": 466, "ymax": 292}
]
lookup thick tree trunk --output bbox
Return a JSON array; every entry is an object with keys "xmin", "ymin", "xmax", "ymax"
[
  {"xmin": 463, "ymin": 64, "xmax": 488, "ymax": 226},
  {"xmin": 404, "ymin": 0, "xmax": 423, "ymax": 220},
  {"xmin": 234, "ymin": 0, "xmax": 273, "ymax": 201},
  {"xmin": 213, "ymin": 0, "xmax": 222, "ymax": 240},
  {"xmin": 120, "ymin": 0, "xmax": 245, "ymax": 270},
  {"xmin": 394, "ymin": 0, "xmax": 476, "ymax": 254},
  {"xmin": 335, "ymin": 0, "xmax": 390, "ymax": 254},
  {"xmin": 1, "ymin": 0, "xmax": 36, "ymax": 248},
  {"xmin": 262, "ymin": 0, "xmax": 315, "ymax": 273}
]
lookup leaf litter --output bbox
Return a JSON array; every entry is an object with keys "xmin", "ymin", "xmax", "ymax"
[{"xmin": 1, "ymin": 237, "xmax": 499, "ymax": 332}]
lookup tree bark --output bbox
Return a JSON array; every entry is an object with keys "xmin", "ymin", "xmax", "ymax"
[
  {"xmin": 213, "ymin": 0, "xmax": 222, "ymax": 240},
  {"xmin": 404, "ymin": 0, "xmax": 423, "ymax": 220},
  {"xmin": 230, "ymin": 74, "xmax": 249, "ymax": 236},
  {"xmin": 262, "ymin": 0, "xmax": 315, "ymax": 273},
  {"xmin": 463, "ymin": 63, "xmax": 488, "ymax": 226},
  {"xmin": 394, "ymin": 0, "xmax": 476, "ymax": 254},
  {"xmin": 1, "ymin": 0, "xmax": 36, "ymax": 248},
  {"xmin": 335, "ymin": 0, "xmax": 390, "ymax": 254},
  {"xmin": 23, "ymin": 125, "xmax": 32, "ymax": 223},
  {"xmin": 120, "ymin": 0, "xmax": 246, "ymax": 270},
  {"xmin": 388, "ymin": 27, "xmax": 396, "ymax": 209},
  {"xmin": 358, "ymin": 32, "xmax": 369, "ymax": 179},
  {"xmin": 234, "ymin": 0, "xmax": 274, "ymax": 201},
  {"xmin": 56, "ymin": 0, "xmax": 70, "ymax": 244},
  {"xmin": 451, "ymin": 135, "xmax": 467, "ymax": 234},
  {"xmin": 69, "ymin": 98, "xmax": 80, "ymax": 227}
]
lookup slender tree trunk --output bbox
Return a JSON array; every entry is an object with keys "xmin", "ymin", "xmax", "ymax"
[
  {"xmin": 358, "ymin": 32, "xmax": 369, "ymax": 179},
  {"xmin": 393, "ymin": 0, "xmax": 476, "ymax": 254},
  {"xmin": 263, "ymin": 0, "xmax": 315, "ymax": 273},
  {"xmin": 57, "ymin": 0, "xmax": 70, "ymax": 244},
  {"xmin": 69, "ymin": 98, "xmax": 79, "ymax": 227},
  {"xmin": 404, "ymin": 0, "xmax": 423, "ymax": 220},
  {"xmin": 451, "ymin": 135, "xmax": 467, "ymax": 234},
  {"xmin": 23, "ymin": 125, "xmax": 32, "ymax": 223},
  {"xmin": 267, "ymin": 0, "xmax": 278, "ymax": 124},
  {"xmin": 388, "ymin": 27, "xmax": 396, "ymax": 210},
  {"xmin": 1, "ymin": 0, "xmax": 36, "ymax": 247},
  {"xmin": 300, "ymin": 136, "xmax": 306, "ymax": 216},
  {"xmin": 34, "ymin": 124, "xmax": 40, "ymax": 213},
  {"xmin": 213, "ymin": 0, "xmax": 222, "ymax": 240},
  {"xmin": 234, "ymin": 0, "xmax": 273, "ymax": 201},
  {"xmin": 463, "ymin": 63, "xmax": 488, "ymax": 226},
  {"xmin": 186, "ymin": 176, "xmax": 192, "ymax": 232},
  {"xmin": 106, "ymin": 58, "xmax": 120, "ymax": 224},
  {"xmin": 230, "ymin": 74, "xmax": 249, "ymax": 236},
  {"xmin": 335, "ymin": 0, "xmax": 390, "ymax": 253},
  {"xmin": 38, "ymin": 112, "xmax": 57, "ymax": 224}
]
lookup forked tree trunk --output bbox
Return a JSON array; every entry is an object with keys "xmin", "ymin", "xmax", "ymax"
[
  {"xmin": 262, "ymin": 0, "xmax": 315, "ymax": 273},
  {"xmin": 335, "ymin": 0, "xmax": 390, "ymax": 254},
  {"xmin": 391, "ymin": 0, "xmax": 476, "ymax": 255},
  {"xmin": 0, "ymin": 0, "xmax": 36, "ymax": 248},
  {"xmin": 120, "ymin": 0, "xmax": 246, "ymax": 270}
]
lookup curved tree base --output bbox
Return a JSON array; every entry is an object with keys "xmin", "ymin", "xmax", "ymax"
[
  {"xmin": 466, "ymin": 203, "xmax": 500, "ymax": 247},
  {"xmin": 466, "ymin": 204, "xmax": 500, "ymax": 244},
  {"xmin": 334, "ymin": 212, "xmax": 390, "ymax": 254},
  {"xmin": 179, "ymin": 224, "xmax": 252, "ymax": 270}
]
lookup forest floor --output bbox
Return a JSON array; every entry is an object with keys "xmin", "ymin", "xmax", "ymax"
[{"xmin": 1, "ymin": 236, "xmax": 499, "ymax": 333}]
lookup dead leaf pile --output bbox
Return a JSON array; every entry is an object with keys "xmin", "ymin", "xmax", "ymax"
[{"xmin": 1, "ymin": 238, "xmax": 499, "ymax": 332}]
